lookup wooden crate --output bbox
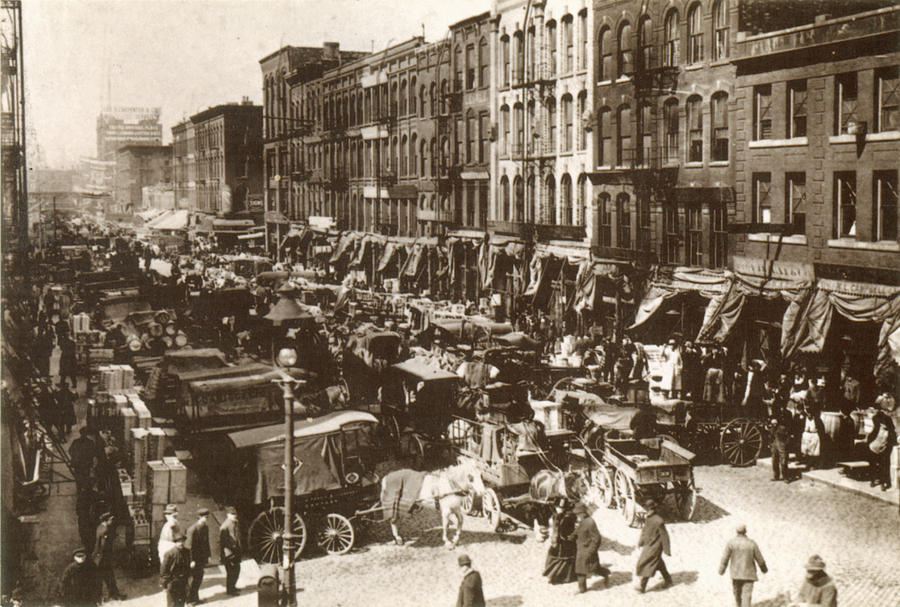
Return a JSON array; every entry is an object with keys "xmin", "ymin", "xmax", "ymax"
[
  {"xmin": 163, "ymin": 457, "xmax": 187, "ymax": 503},
  {"xmin": 130, "ymin": 428, "xmax": 149, "ymax": 489},
  {"xmin": 147, "ymin": 460, "xmax": 170, "ymax": 505},
  {"xmin": 129, "ymin": 505, "xmax": 151, "ymax": 542}
]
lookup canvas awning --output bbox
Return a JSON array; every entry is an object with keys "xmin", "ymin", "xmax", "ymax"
[
  {"xmin": 329, "ymin": 232, "xmax": 359, "ymax": 264},
  {"xmin": 401, "ymin": 243, "xmax": 426, "ymax": 278},
  {"xmin": 376, "ymin": 242, "xmax": 399, "ymax": 273},
  {"xmin": 630, "ymin": 266, "xmax": 733, "ymax": 330},
  {"xmin": 264, "ymin": 296, "xmax": 316, "ymax": 326},
  {"xmin": 228, "ymin": 410, "xmax": 379, "ymax": 449},
  {"xmin": 572, "ymin": 259, "xmax": 626, "ymax": 312},
  {"xmin": 146, "ymin": 209, "xmax": 189, "ymax": 231}
]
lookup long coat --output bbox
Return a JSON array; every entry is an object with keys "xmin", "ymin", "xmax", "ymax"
[
  {"xmin": 60, "ymin": 560, "xmax": 100, "ymax": 607},
  {"xmin": 92, "ymin": 520, "xmax": 114, "ymax": 567},
  {"xmin": 219, "ymin": 518, "xmax": 242, "ymax": 561},
  {"xmin": 574, "ymin": 516, "xmax": 602, "ymax": 575},
  {"xmin": 718, "ymin": 535, "xmax": 767, "ymax": 581},
  {"xmin": 635, "ymin": 513, "xmax": 670, "ymax": 578},
  {"xmin": 186, "ymin": 519, "xmax": 210, "ymax": 565},
  {"xmin": 456, "ymin": 569, "xmax": 485, "ymax": 607}
]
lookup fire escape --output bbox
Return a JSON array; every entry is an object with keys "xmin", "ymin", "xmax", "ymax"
[{"xmin": 1, "ymin": 0, "xmax": 28, "ymax": 270}]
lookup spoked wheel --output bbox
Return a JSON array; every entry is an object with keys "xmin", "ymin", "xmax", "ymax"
[
  {"xmin": 720, "ymin": 418, "xmax": 764, "ymax": 467},
  {"xmin": 248, "ymin": 507, "xmax": 307, "ymax": 564},
  {"xmin": 318, "ymin": 513, "xmax": 355, "ymax": 555},
  {"xmin": 592, "ymin": 466, "xmax": 614, "ymax": 508},
  {"xmin": 445, "ymin": 511, "xmax": 462, "ymax": 545},
  {"xmin": 462, "ymin": 490, "xmax": 481, "ymax": 516},
  {"xmin": 613, "ymin": 469, "xmax": 636, "ymax": 527},
  {"xmin": 673, "ymin": 477, "xmax": 697, "ymax": 521},
  {"xmin": 481, "ymin": 488, "xmax": 502, "ymax": 532}
]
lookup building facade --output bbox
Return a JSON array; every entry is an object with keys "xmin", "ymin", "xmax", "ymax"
[
  {"xmin": 171, "ymin": 119, "xmax": 196, "ymax": 211},
  {"xmin": 96, "ymin": 107, "xmax": 163, "ymax": 160},
  {"xmin": 113, "ymin": 144, "xmax": 171, "ymax": 213}
]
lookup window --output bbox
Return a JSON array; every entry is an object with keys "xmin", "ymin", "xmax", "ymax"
[
  {"xmin": 514, "ymin": 103, "xmax": 524, "ymax": 156},
  {"xmin": 563, "ymin": 16, "xmax": 574, "ymax": 73},
  {"xmin": 409, "ymin": 134, "xmax": 417, "ymax": 176},
  {"xmin": 874, "ymin": 171, "xmax": 898, "ymax": 241},
  {"xmin": 663, "ymin": 205, "xmax": 679, "ymax": 263},
  {"xmin": 876, "ymin": 67, "xmax": 899, "ymax": 133},
  {"xmin": 577, "ymin": 174, "xmax": 587, "ymax": 226},
  {"xmin": 500, "ymin": 176, "xmax": 510, "ymax": 221},
  {"xmin": 480, "ymin": 113, "xmax": 489, "ymax": 164},
  {"xmin": 514, "ymin": 32, "xmax": 524, "ymax": 84},
  {"xmin": 419, "ymin": 86, "xmax": 425, "ymax": 119},
  {"xmin": 617, "ymin": 193, "xmax": 631, "ymax": 248},
  {"xmin": 687, "ymin": 205, "xmax": 703, "ymax": 265},
  {"xmin": 527, "ymin": 176, "xmax": 535, "ymax": 222},
  {"xmin": 500, "ymin": 105, "xmax": 510, "ymax": 156},
  {"xmin": 527, "ymin": 27, "xmax": 536, "ymax": 81},
  {"xmin": 577, "ymin": 92, "xmax": 588, "ymax": 150},
  {"xmin": 547, "ymin": 21, "xmax": 557, "ymax": 77},
  {"xmin": 455, "ymin": 118, "xmax": 463, "ymax": 163},
  {"xmin": 454, "ymin": 46, "xmax": 463, "ymax": 89},
  {"xmin": 753, "ymin": 173, "xmax": 772, "ymax": 223},
  {"xmin": 598, "ymin": 193, "xmax": 612, "ymax": 246},
  {"xmin": 787, "ymin": 80, "xmax": 807, "ymax": 138},
  {"xmin": 562, "ymin": 95, "xmax": 574, "ymax": 151},
  {"xmin": 835, "ymin": 73, "xmax": 858, "ymax": 135},
  {"xmin": 753, "ymin": 84, "xmax": 772, "ymax": 140},
  {"xmin": 579, "ymin": 11, "xmax": 588, "ymax": 71},
  {"xmin": 420, "ymin": 138, "xmax": 428, "ymax": 176},
  {"xmin": 712, "ymin": 92, "xmax": 729, "ymax": 161},
  {"xmin": 639, "ymin": 103, "xmax": 652, "ymax": 166},
  {"xmin": 688, "ymin": 3, "xmax": 703, "ymax": 64},
  {"xmin": 618, "ymin": 23, "xmax": 633, "ymax": 77},
  {"xmin": 466, "ymin": 183, "xmax": 476, "ymax": 227},
  {"xmin": 515, "ymin": 176, "xmax": 525, "ymax": 222},
  {"xmin": 688, "ymin": 96, "xmax": 703, "ymax": 162},
  {"xmin": 526, "ymin": 100, "xmax": 535, "ymax": 154},
  {"xmin": 401, "ymin": 135, "xmax": 408, "ymax": 175},
  {"xmin": 664, "ymin": 99, "xmax": 680, "ymax": 163},
  {"xmin": 599, "ymin": 107, "xmax": 612, "ymax": 166},
  {"xmin": 834, "ymin": 172, "xmax": 857, "ymax": 238},
  {"xmin": 399, "ymin": 80, "xmax": 407, "ymax": 115},
  {"xmin": 467, "ymin": 112, "xmax": 476, "ymax": 162},
  {"xmin": 501, "ymin": 36, "xmax": 510, "ymax": 87},
  {"xmin": 545, "ymin": 175, "xmax": 556, "ymax": 224},
  {"xmin": 617, "ymin": 105, "xmax": 632, "ymax": 166},
  {"xmin": 466, "ymin": 44, "xmax": 476, "ymax": 90},
  {"xmin": 664, "ymin": 10, "xmax": 680, "ymax": 67},
  {"xmin": 560, "ymin": 174, "xmax": 572, "ymax": 225},
  {"xmin": 599, "ymin": 28, "xmax": 613, "ymax": 81},
  {"xmin": 786, "ymin": 172, "xmax": 806, "ymax": 235},
  {"xmin": 638, "ymin": 16, "xmax": 653, "ymax": 71},
  {"xmin": 637, "ymin": 194, "xmax": 651, "ymax": 251},
  {"xmin": 548, "ymin": 97, "xmax": 557, "ymax": 153},
  {"xmin": 713, "ymin": 0, "xmax": 729, "ymax": 60},
  {"xmin": 479, "ymin": 38, "xmax": 489, "ymax": 88}
]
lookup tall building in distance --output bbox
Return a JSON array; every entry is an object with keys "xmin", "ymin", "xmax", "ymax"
[
  {"xmin": 171, "ymin": 119, "xmax": 197, "ymax": 211},
  {"xmin": 113, "ymin": 144, "xmax": 171, "ymax": 213},
  {"xmin": 96, "ymin": 106, "xmax": 163, "ymax": 160}
]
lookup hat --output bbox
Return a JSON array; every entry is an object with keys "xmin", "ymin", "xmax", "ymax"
[
  {"xmin": 644, "ymin": 498, "xmax": 659, "ymax": 511},
  {"xmin": 164, "ymin": 504, "xmax": 178, "ymax": 515},
  {"xmin": 457, "ymin": 554, "xmax": 472, "ymax": 567},
  {"xmin": 72, "ymin": 547, "xmax": 87, "ymax": 558},
  {"xmin": 197, "ymin": 507, "xmax": 209, "ymax": 516},
  {"xmin": 174, "ymin": 531, "xmax": 187, "ymax": 542},
  {"xmin": 99, "ymin": 512, "xmax": 113, "ymax": 521},
  {"xmin": 667, "ymin": 338, "xmax": 676, "ymax": 345},
  {"xmin": 736, "ymin": 524, "xmax": 747, "ymax": 535},
  {"xmin": 225, "ymin": 506, "xmax": 238, "ymax": 516},
  {"xmin": 572, "ymin": 502, "xmax": 590, "ymax": 517},
  {"xmin": 804, "ymin": 555, "xmax": 826, "ymax": 571}
]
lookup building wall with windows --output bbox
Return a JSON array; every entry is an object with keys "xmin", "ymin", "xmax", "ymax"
[
  {"xmin": 171, "ymin": 120, "xmax": 196, "ymax": 211},
  {"xmin": 113, "ymin": 144, "xmax": 171, "ymax": 213},
  {"xmin": 732, "ymin": 6, "xmax": 899, "ymax": 276},
  {"xmin": 491, "ymin": 0, "xmax": 593, "ymax": 245}
]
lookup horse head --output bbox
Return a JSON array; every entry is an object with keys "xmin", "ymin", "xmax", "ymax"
[{"xmin": 452, "ymin": 460, "xmax": 486, "ymax": 497}]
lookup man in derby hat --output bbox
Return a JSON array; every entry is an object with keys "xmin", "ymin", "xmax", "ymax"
[
  {"xmin": 158, "ymin": 504, "xmax": 181, "ymax": 565},
  {"xmin": 455, "ymin": 553, "xmax": 485, "ymax": 607},
  {"xmin": 93, "ymin": 512, "xmax": 125, "ymax": 602},
  {"xmin": 635, "ymin": 498, "xmax": 672, "ymax": 593},
  {"xmin": 789, "ymin": 555, "xmax": 837, "ymax": 607},
  {"xmin": 60, "ymin": 547, "xmax": 100, "ymax": 607},
  {"xmin": 573, "ymin": 502, "xmax": 608, "ymax": 594},
  {"xmin": 185, "ymin": 507, "xmax": 211, "ymax": 605},
  {"xmin": 160, "ymin": 531, "xmax": 192, "ymax": 607},
  {"xmin": 719, "ymin": 524, "xmax": 768, "ymax": 607}
]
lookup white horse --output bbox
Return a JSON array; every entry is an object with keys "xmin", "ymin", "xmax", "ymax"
[{"xmin": 381, "ymin": 461, "xmax": 486, "ymax": 548}]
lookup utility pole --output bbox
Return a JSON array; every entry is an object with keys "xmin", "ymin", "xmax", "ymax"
[{"xmin": 275, "ymin": 374, "xmax": 304, "ymax": 607}]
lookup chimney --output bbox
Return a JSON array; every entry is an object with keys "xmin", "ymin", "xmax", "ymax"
[
  {"xmin": 241, "ymin": 96, "xmax": 252, "ymax": 105},
  {"xmin": 323, "ymin": 41, "xmax": 340, "ymax": 61}
]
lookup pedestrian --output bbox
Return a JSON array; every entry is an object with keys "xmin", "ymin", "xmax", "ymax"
[
  {"xmin": 703, "ymin": 347, "xmax": 725, "ymax": 404},
  {"xmin": 160, "ymin": 531, "xmax": 191, "ymax": 607},
  {"xmin": 788, "ymin": 555, "xmax": 837, "ymax": 607},
  {"xmin": 769, "ymin": 401, "xmax": 792, "ymax": 482},
  {"xmin": 573, "ymin": 502, "xmax": 608, "ymax": 594},
  {"xmin": 59, "ymin": 547, "xmax": 100, "ymax": 607},
  {"xmin": 92, "ymin": 512, "xmax": 125, "ymax": 601},
  {"xmin": 867, "ymin": 400, "xmax": 897, "ymax": 491},
  {"xmin": 718, "ymin": 524, "xmax": 768, "ymax": 607},
  {"xmin": 219, "ymin": 506, "xmax": 242, "ymax": 596},
  {"xmin": 69, "ymin": 426, "xmax": 95, "ymax": 488},
  {"xmin": 158, "ymin": 504, "xmax": 181, "ymax": 565},
  {"xmin": 840, "ymin": 367, "xmax": 860, "ymax": 410},
  {"xmin": 635, "ymin": 498, "xmax": 672, "ymax": 593},
  {"xmin": 799, "ymin": 399, "xmax": 826, "ymax": 470},
  {"xmin": 58, "ymin": 333, "xmax": 78, "ymax": 389},
  {"xmin": 55, "ymin": 380, "xmax": 77, "ymax": 437},
  {"xmin": 542, "ymin": 497, "xmax": 577, "ymax": 585},
  {"xmin": 75, "ymin": 485, "xmax": 99, "ymax": 555},
  {"xmin": 185, "ymin": 507, "xmax": 211, "ymax": 605},
  {"xmin": 740, "ymin": 360, "xmax": 765, "ymax": 419},
  {"xmin": 681, "ymin": 341, "xmax": 700, "ymax": 399},
  {"xmin": 630, "ymin": 401, "xmax": 658, "ymax": 440},
  {"xmin": 455, "ymin": 553, "xmax": 485, "ymax": 607}
]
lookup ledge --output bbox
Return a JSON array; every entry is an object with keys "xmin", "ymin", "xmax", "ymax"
[
  {"xmin": 596, "ymin": 79, "xmax": 613, "ymax": 87},
  {"xmin": 709, "ymin": 160, "xmax": 730, "ymax": 167},
  {"xmin": 748, "ymin": 233, "xmax": 808, "ymax": 245},
  {"xmin": 683, "ymin": 162, "xmax": 704, "ymax": 169},
  {"xmin": 865, "ymin": 131, "xmax": 900, "ymax": 142},
  {"xmin": 749, "ymin": 137, "xmax": 808, "ymax": 148},
  {"xmin": 683, "ymin": 63, "xmax": 705, "ymax": 71},
  {"xmin": 827, "ymin": 238, "xmax": 900, "ymax": 252}
]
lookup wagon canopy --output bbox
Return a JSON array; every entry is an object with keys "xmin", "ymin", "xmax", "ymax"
[{"xmin": 228, "ymin": 410, "xmax": 379, "ymax": 503}]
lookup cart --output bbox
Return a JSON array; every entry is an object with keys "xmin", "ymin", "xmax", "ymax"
[
  {"xmin": 226, "ymin": 410, "xmax": 383, "ymax": 563},
  {"xmin": 588, "ymin": 437, "xmax": 697, "ymax": 527}
]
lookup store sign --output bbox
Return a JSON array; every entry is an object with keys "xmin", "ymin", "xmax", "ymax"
[{"xmin": 732, "ymin": 255, "xmax": 815, "ymax": 282}]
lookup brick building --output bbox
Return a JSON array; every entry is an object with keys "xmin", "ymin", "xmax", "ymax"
[
  {"xmin": 171, "ymin": 119, "xmax": 196, "ymax": 211},
  {"xmin": 113, "ymin": 144, "xmax": 171, "ymax": 213}
]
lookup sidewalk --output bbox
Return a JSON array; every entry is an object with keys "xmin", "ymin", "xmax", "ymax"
[{"xmin": 755, "ymin": 456, "xmax": 899, "ymax": 506}]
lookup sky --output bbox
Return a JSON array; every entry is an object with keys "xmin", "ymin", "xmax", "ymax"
[{"xmin": 22, "ymin": 0, "xmax": 490, "ymax": 167}]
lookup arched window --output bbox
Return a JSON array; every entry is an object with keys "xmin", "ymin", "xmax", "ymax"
[
  {"xmin": 711, "ymin": 92, "xmax": 729, "ymax": 161},
  {"xmin": 617, "ymin": 104, "xmax": 632, "ymax": 166},
  {"xmin": 410, "ymin": 133, "xmax": 417, "ymax": 176},
  {"xmin": 687, "ymin": 95, "xmax": 703, "ymax": 162},
  {"xmin": 638, "ymin": 16, "xmax": 652, "ymax": 71},
  {"xmin": 598, "ymin": 106, "xmax": 612, "ymax": 166},
  {"xmin": 577, "ymin": 91, "xmax": 588, "ymax": 150},
  {"xmin": 563, "ymin": 15, "xmax": 574, "ymax": 73},
  {"xmin": 429, "ymin": 83, "xmax": 436, "ymax": 116},
  {"xmin": 547, "ymin": 20, "xmax": 557, "ymax": 77},
  {"xmin": 501, "ymin": 35, "xmax": 511, "ymax": 87},
  {"xmin": 365, "ymin": 89, "xmax": 372, "ymax": 122},
  {"xmin": 545, "ymin": 174, "xmax": 556, "ymax": 224},
  {"xmin": 713, "ymin": 0, "xmax": 729, "ymax": 60},
  {"xmin": 597, "ymin": 193, "xmax": 612, "ymax": 246},
  {"xmin": 479, "ymin": 38, "xmax": 489, "ymax": 87},
  {"xmin": 577, "ymin": 174, "xmax": 588, "ymax": 226},
  {"xmin": 401, "ymin": 135, "xmax": 408, "ymax": 175},
  {"xmin": 419, "ymin": 85, "xmax": 426, "ymax": 119},
  {"xmin": 500, "ymin": 105, "xmax": 510, "ymax": 156},
  {"xmin": 547, "ymin": 97, "xmax": 558, "ymax": 153},
  {"xmin": 420, "ymin": 137, "xmax": 428, "ymax": 176},
  {"xmin": 664, "ymin": 9, "xmax": 680, "ymax": 66},
  {"xmin": 639, "ymin": 102, "xmax": 653, "ymax": 166},
  {"xmin": 579, "ymin": 10, "xmax": 588, "ymax": 71},
  {"xmin": 390, "ymin": 82, "xmax": 398, "ymax": 115},
  {"xmin": 664, "ymin": 98, "xmax": 680, "ymax": 163},
  {"xmin": 514, "ymin": 102, "xmax": 524, "ymax": 156},
  {"xmin": 349, "ymin": 94, "xmax": 356, "ymax": 126},
  {"xmin": 357, "ymin": 142, "xmax": 364, "ymax": 178},
  {"xmin": 514, "ymin": 176, "xmax": 525, "ymax": 223},
  {"xmin": 527, "ymin": 27, "xmax": 535, "ymax": 81},
  {"xmin": 500, "ymin": 176, "xmax": 510, "ymax": 221},
  {"xmin": 562, "ymin": 94, "xmax": 574, "ymax": 151},
  {"xmin": 527, "ymin": 100, "xmax": 536, "ymax": 153},
  {"xmin": 599, "ymin": 27, "xmax": 612, "ymax": 82},
  {"xmin": 527, "ymin": 176, "xmax": 535, "ymax": 223},
  {"xmin": 560, "ymin": 174, "xmax": 573, "ymax": 225},
  {"xmin": 688, "ymin": 3, "xmax": 703, "ymax": 64},
  {"xmin": 466, "ymin": 110, "xmax": 477, "ymax": 162},
  {"xmin": 440, "ymin": 79, "xmax": 448, "ymax": 113},
  {"xmin": 430, "ymin": 139, "xmax": 437, "ymax": 175},
  {"xmin": 618, "ymin": 22, "xmax": 633, "ymax": 77},
  {"xmin": 410, "ymin": 77, "xmax": 417, "ymax": 116},
  {"xmin": 617, "ymin": 193, "xmax": 631, "ymax": 248},
  {"xmin": 357, "ymin": 95, "xmax": 363, "ymax": 126},
  {"xmin": 390, "ymin": 136, "xmax": 397, "ymax": 173},
  {"xmin": 454, "ymin": 46, "xmax": 463, "ymax": 90},
  {"xmin": 514, "ymin": 31, "xmax": 524, "ymax": 84},
  {"xmin": 399, "ymin": 80, "xmax": 408, "ymax": 115}
]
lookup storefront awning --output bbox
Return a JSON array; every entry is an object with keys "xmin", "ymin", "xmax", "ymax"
[
  {"xmin": 630, "ymin": 267, "xmax": 732, "ymax": 330},
  {"xmin": 376, "ymin": 242, "xmax": 399, "ymax": 273},
  {"xmin": 147, "ymin": 209, "xmax": 189, "ymax": 231},
  {"xmin": 329, "ymin": 233, "xmax": 359, "ymax": 264}
]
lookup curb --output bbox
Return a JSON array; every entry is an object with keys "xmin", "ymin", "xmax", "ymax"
[{"xmin": 756, "ymin": 456, "xmax": 899, "ymax": 506}]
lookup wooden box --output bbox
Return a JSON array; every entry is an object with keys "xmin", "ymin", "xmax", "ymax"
[
  {"xmin": 163, "ymin": 457, "xmax": 187, "ymax": 503},
  {"xmin": 147, "ymin": 460, "xmax": 170, "ymax": 505}
]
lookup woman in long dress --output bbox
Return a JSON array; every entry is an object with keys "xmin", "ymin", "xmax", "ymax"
[{"xmin": 543, "ymin": 498, "xmax": 578, "ymax": 584}]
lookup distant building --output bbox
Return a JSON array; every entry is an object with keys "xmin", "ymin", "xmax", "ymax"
[
  {"xmin": 142, "ymin": 183, "xmax": 175, "ymax": 210},
  {"xmin": 114, "ymin": 144, "xmax": 171, "ymax": 213},
  {"xmin": 96, "ymin": 106, "xmax": 163, "ymax": 160},
  {"xmin": 172, "ymin": 119, "xmax": 196, "ymax": 211}
]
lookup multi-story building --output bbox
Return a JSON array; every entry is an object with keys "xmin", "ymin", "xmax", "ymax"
[
  {"xmin": 727, "ymin": 4, "xmax": 899, "ymax": 381},
  {"xmin": 171, "ymin": 119, "xmax": 196, "ymax": 211},
  {"xmin": 96, "ymin": 107, "xmax": 163, "ymax": 160},
  {"xmin": 189, "ymin": 100, "xmax": 263, "ymax": 216},
  {"xmin": 113, "ymin": 144, "xmax": 171, "ymax": 213}
]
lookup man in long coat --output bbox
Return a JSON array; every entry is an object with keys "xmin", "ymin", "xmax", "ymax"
[
  {"xmin": 455, "ymin": 553, "xmax": 485, "ymax": 607},
  {"xmin": 573, "ymin": 503, "xmax": 609, "ymax": 594},
  {"xmin": 185, "ymin": 507, "xmax": 211, "ymax": 605},
  {"xmin": 160, "ymin": 531, "xmax": 191, "ymax": 607},
  {"xmin": 60, "ymin": 547, "xmax": 100, "ymax": 607},
  {"xmin": 93, "ymin": 512, "xmax": 125, "ymax": 601},
  {"xmin": 718, "ymin": 524, "xmax": 768, "ymax": 607},
  {"xmin": 635, "ymin": 499, "xmax": 672, "ymax": 593},
  {"xmin": 219, "ymin": 506, "xmax": 242, "ymax": 595}
]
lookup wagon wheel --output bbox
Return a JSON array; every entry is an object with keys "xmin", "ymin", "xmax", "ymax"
[
  {"xmin": 462, "ymin": 490, "xmax": 481, "ymax": 516},
  {"xmin": 318, "ymin": 513, "xmax": 355, "ymax": 555},
  {"xmin": 613, "ymin": 469, "xmax": 636, "ymax": 527},
  {"xmin": 481, "ymin": 488, "xmax": 502, "ymax": 532},
  {"xmin": 673, "ymin": 477, "xmax": 697, "ymax": 521},
  {"xmin": 591, "ymin": 466, "xmax": 614, "ymax": 508},
  {"xmin": 445, "ymin": 509, "xmax": 462, "ymax": 545},
  {"xmin": 248, "ymin": 507, "xmax": 307, "ymax": 564},
  {"xmin": 720, "ymin": 418, "xmax": 764, "ymax": 467}
]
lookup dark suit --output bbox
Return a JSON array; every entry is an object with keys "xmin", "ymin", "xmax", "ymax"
[
  {"xmin": 219, "ymin": 518, "xmax": 241, "ymax": 593},
  {"xmin": 719, "ymin": 534, "xmax": 768, "ymax": 607},
  {"xmin": 60, "ymin": 559, "xmax": 100, "ymax": 607},
  {"xmin": 574, "ymin": 515, "xmax": 607, "ymax": 592},
  {"xmin": 160, "ymin": 544, "xmax": 191, "ymax": 607},
  {"xmin": 636, "ymin": 512, "xmax": 672, "ymax": 591},
  {"xmin": 456, "ymin": 569, "xmax": 485, "ymax": 607},
  {"xmin": 186, "ymin": 519, "xmax": 210, "ymax": 603},
  {"xmin": 92, "ymin": 519, "xmax": 120, "ymax": 598}
]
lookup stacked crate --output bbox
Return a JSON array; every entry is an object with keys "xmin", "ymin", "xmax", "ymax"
[{"xmin": 146, "ymin": 457, "xmax": 187, "ymax": 543}]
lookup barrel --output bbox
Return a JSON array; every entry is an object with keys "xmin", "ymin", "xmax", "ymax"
[
  {"xmin": 154, "ymin": 311, "xmax": 171, "ymax": 325},
  {"xmin": 161, "ymin": 336, "xmax": 174, "ymax": 348},
  {"xmin": 148, "ymin": 322, "xmax": 164, "ymax": 337},
  {"xmin": 821, "ymin": 411, "xmax": 843, "ymax": 442},
  {"xmin": 127, "ymin": 338, "xmax": 142, "ymax": 352},
  {"xmin": 174, "ymin": 332, "xmax": 188, "ymax": 347},
  {"xmin": 165, "ymin": 323, "xmax": 177, "ymax": 336}
]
